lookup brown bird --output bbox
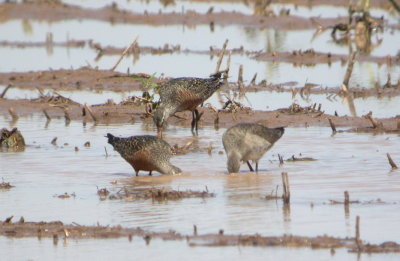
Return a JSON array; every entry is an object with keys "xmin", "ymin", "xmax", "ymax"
[
  {"xmin": 153, "ymin": 72, "xmax": 224, "ymax": 137},
  {"xmin": 106, "ymin": 133, "xmax": 181, "ymax": 176},
  {"xmin": 0, "ymin": 127, "xmax": 25, "ymax": 150},
  {"xmin": 222, "ymin": 123, "xmax": 284, "ymax": 173}
]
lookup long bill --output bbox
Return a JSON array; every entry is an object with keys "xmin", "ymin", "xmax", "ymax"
[{"xmin": 157, "ymin": 128, "xmax": 163, "ymax": 139}]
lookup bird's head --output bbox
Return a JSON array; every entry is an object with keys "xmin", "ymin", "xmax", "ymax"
[
  {"xmin": 171, "ymin": 165, "xmax": 182, "ymax": 175},
  {"xmin": 153, "ymin": 108, "xmax": 168, "ymax": 138}
]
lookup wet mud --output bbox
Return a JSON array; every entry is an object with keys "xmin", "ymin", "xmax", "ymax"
[
  {"xmin": 1, "ymin": 63, "xmax": 399, "ymax": 95},
  {"xmin": 0, "ymin": 2, "xmax": 345, "ymax": 29},
  {"xmin": 1, "ymin": 218, "xmax": 399, "ymax": 253},
  {"xmin": 97, "ymin": 186, "xmax": 215, "ymax": 201},
  {"xmin": 255, "ymin": 50, "xmax": 400, "ymax": 66},
  {"xmin": 0, "ymin": 69, "xmax": 143, "ymax": 92},
  {"xmin": 0, "ymin": 179, "xmax": 14, "ymax": 190},
  {"xmin": 1, "ymin": 94, "xmax": 399, "ymax": 132}
]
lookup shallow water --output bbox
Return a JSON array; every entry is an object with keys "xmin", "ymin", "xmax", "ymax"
[
  {"xmin": 1, "ymin": 1, "xmax": 400, "ymax": 259},
  {"xmin": 3, "ymin": 236, "xmax": 400, "ymax": 261},
  {"xmin": 1, "ymin": 19, "xmax": 399, "ymax": 55},
  {"xmin": 1, "ymin": 18, "xmax": 399, "ymax": 87},
  {"xmin": 1, "ymin": 115, "xmax": 399, "ymax": 246},
  {"xmin": 1, "ymin": 46, "xmax": 399, "ymax": 90}
]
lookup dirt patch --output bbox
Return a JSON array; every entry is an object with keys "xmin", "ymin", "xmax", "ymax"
[
  {"xmin": 285, "ymin": 155, "xmax": 316, "ymax": 162},
  {"xmin": 1, "ymin": 67, "xmax": 400, "ymax": 99},
  {"xmin": 31, "ymin": 94, "xmax": 80, "ymax": 106},
  {"xmin": 1, "ymin": 218, "xmax": 399, "ymax": 253},
  {"xmin": 0, "ymin": 68, "xmax": 144, "ymax": 92},
  {"xmin": 278, "ymin": 102, "xmax": 324, "ymax": 115},
  {"xmin": 53, "ymin": 192, "xmax": 76, "ymax": 199},
  {"xmin": 2, "ymin": 0, "xmax": 396, "ymax": 29},
  {"xmin": 0, "ymin": 179, "xmax": 14, "ymax": 190},
  {"xmin": 1, "ymin": 2, "xmax": 346, "ymax": 30},
  {"xmin": 0, "ymin": 40, "xmax": 86, "ymax": 48},
  {"xmin": 87, "ymin": 41, "xmax": 261, "ymax": 58},
  {"xmin": 329, "ymin": 112, "xmax": 400, "ymax": 134},
  {"xmin": 1, "ymin": 97, "xmax": 400, "ymax": 131},
  {"xmin": 255, "ymin": 50, "xmax": 400, "ymax": 66},
  {"xmin": 97, "ymin": 186, "xmax": 215, "ymax": 201}
]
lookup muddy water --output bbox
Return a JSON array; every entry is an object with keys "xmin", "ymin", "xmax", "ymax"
[
  {"xmin": 2, "ymin": 19, "xmax": 398, "ymax": 55},
  {"xmin": 1, "ymin": 115, "xmax": 399, "ymax": 246},
  {"xmin": 1, "ymin": 1, "xmax": 400, "ymax": 258},
  {"xmin": 1, "ymin": 46, "xmax": 399, "ymax": 89}
]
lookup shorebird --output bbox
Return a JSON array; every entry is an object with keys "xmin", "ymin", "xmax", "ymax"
[
  {"xmin": 153, "ymin": 71, "xmax": 224, "ymax": 137},
  {"xmin": 222, "ymin": 123, "xmax": 284, "ymax": 173},
  {"xmin": 106, "ymin": 133, "xmax": 181, "ymax": 176}
]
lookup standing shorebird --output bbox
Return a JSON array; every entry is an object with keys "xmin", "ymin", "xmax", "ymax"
[
  {"xmin": 153, "ymin": 72, "xmax": 224, "ymax": 137},
  {"xmin": 106, "ymin": 133, "xmax": 181, "ymax": 176},
  {"xmin": 222, "ymin": 123, "xmax": 284, "ymax": 173}
]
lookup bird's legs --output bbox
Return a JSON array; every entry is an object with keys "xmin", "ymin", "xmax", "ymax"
[
  {"xmin": 194, "ymin": 109, "xmax": 200, "ymax": 133},
  {"xmin": 149, "ymin": 171, "xmax": 152, "ymax": 176},
  {"xmin": 255, "ymin": 162, "xmax": 259, "ymax": 173},
  {"xmin": 191, "ymin": 111, "xmax": 195, "ymax": 131},
  {"xmin": 135, "ymin": 170, "xmax": 139, "ymax": 176},
  {"xmin": 191, "ymin": 109, "xmax": 200, "ymax": 135},
  {"xmin": 246, "ymin": 161, "xmax": 254, "ymax": 172},
  {"xmin": 157, "ymin": 127, "xmax": 163, "ymax": 139}
]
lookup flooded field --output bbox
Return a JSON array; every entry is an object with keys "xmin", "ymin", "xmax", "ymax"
[
  {"xmin": 5, "ymin": 237, "xmax": 400, "ymax": 261},
  {"xmin": 1, "ymin": 0, "xmax": 400, "ymax": 260},
  {"xmin": 1, "ymin": 116, "xmax": 400, "ymax": 259},
  {"xmin": 1, "ymin": 19, "xmax": 400, "ymax": 88}
]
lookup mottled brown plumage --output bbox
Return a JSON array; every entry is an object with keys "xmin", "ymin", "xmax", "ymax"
[
  {"xmin": 106, "ymin": 133, "xmax": 181, "ymax": 176},
  {"xmin": 153, "ymin": 73, "xmax": 224, "ymax": 137},
  {"xmin": 222, "ymin": 123, "xmax": 284, "ymax": 173},
  {"xmin": 0, "ymin": 128, "xmax": 25, "ymax": 151}
]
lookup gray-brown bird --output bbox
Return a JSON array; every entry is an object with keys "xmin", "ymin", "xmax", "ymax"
[
  {"xmin": 106, "ymin": 133, "xmax": 181, "ymax": 176},
  {"xmin": 222, "ymin": 123, "xmax": 284, "ymax": 173},
  {"xmin": 153, "ymin": 72, "xmax": 224, "ymax": 137}
]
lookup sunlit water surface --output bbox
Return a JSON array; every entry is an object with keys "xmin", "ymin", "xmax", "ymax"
[
  {"xmin": 0, "ymin": 115, "xmax": 399, "ymax": 243},
  {"xmin": 1, "ymin": 1, "xmax": 400, "ymax": 259},
  {"xmin": 2, "ymin": 236, "xmax": 400, "ymax": 261},
  {"xmin": 0, "ymin": 19, "xmax": 399, "ymax": 87}
]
